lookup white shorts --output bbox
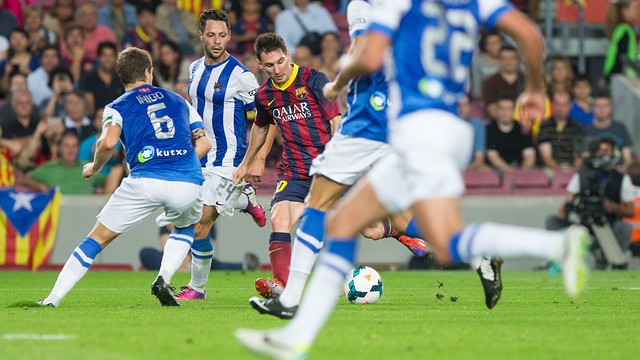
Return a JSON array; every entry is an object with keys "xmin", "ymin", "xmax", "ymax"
[
  {"xmin": 368, "ymin": 109, "xmax": 472, "ymax": 214},
  {"xmin": 310, "ymin": 133, "xmax": 390, "ymax": 186},
  {"xmin": 97, "ymin": 177, "xmax": 203, "ymax": 233},
  {"xmin": 201, "ymin": 168, "xmax": 245, "ymax": 218}
]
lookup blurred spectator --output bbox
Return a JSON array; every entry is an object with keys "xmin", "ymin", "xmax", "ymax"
[
  {"xmin": 537, "ymin": 91, "xmax": 584, "ymax": 171},
  {"xmin": 604, "ymin": 0, "xmax": 638, "ymax": 79},
  {"xmin": 486, "ymin": 98, "xmax": 535, "ymax": 171},
  {"xmin": 568, "ymin": 74, "xmax": 595, "ymax": 126},
  {"xmin": 15, "ymin": 115, "xmax": 65, "ymax": 171},
  {"xmin": 42, "ymin": 0, "xmax": 76, "ymax": 40},
  {"xmin": 153, "ymin": 40, "xmax": 189, "ymax": 92},
  {"xmin": 18, "ymin": 131, "xmax": 107, "ymax": 194},
  {"xmin": 127, "ymin": 0, "xmax": 162, "ymax": 11},
  {"xmin": 78, "ymin": 107, "xmax": 124, "ymax": 178},
  {"xmin": 229, "ymin": 0, "xmax": 283, "ymax": 25},
  {"xmin": 0, "ymin": 0, "xmax": 19, "ymax": 39},
  {"xmin": 481, "ymin": 45, "xmax": 523, "ymax": 119},
  {"xmin": 242, "ymin": 50, "xmax": 268, "ymax": 85},
  {"xmin": 63, "ymin": 2, "xmax": 117, "ymax": 62},
  {"xmin": 0, "ymin": 89, "xmax": 40, "ymax": 159},
  {"xmin": 79, "ymin": 42, "xmax": 124, "ymax": 116},
  {"xmin": 292, "ymin": 44, "xmax": 314, "ymax": 68},
  {"xmin": 98, "ymin": 0, "xmax": 138, "ymax": 46},
  {"xmin": 122, "ymin": 4, "xmax": 167, "ymax": 60},
  {"xmin": 61, "ymin": 90, "xmax": 96, "ymax": 142},
  {"xmin": 155, "ymin": 0, "xmax": 200, "ymax": 56},
  {"xmin": 2, "ymin": 71, "xmax": 27, "ymax": 102},
  {"xmin": 27, "ymin": 45, "xmax": 61, "ymax": 107},
  {"xmin": 60, "ymin": 25, "xmax": 94, "ymax": 83},
  {"xmin": 23, "ymin": 5, "xmax": 57, "ymax": 54},
  {"xmin": 0, "ymin": 28, "xmax": 41, "ymax": 97},
  {"xmin": 231, "ymin": 0, "xmax": 271, "ymax": 56},
  {"xmin": 585, "ymin": 92, "xmax": 634, "ymax": 168},
  {"xmin": 471, "ymin": 31, "xmax": 502, "ymax": 100},
  {"xmin": 317, "ymin": 31, "xmax": 341, "ymax": 81},
  {"xmin": 547, "ymin": 57, "xmax": 574, "ymax": 96},
  {"xmin": 459, "ymin": 94, "xmax": 488, "ymax": 171},
  {"xmin": 41, "ymin": 66, "xmax": 74, "ymax": 118},
  {"xmin": 275, "ymin": 0, "xmax": 337, "ymax": 55}
]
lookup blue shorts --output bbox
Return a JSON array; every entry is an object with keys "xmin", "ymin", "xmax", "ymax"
[{"xmin": 270, "ymin": 178, "xmax": 312, "ymax": 208}]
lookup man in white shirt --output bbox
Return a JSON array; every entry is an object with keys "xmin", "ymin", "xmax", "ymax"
[
  {"xmin": 27, "ymin": 45, "xmax": 60, "ymax": 106},
  {"xmin": 275, "ymin": 0, "xmax": 337, "ymax": 54}
]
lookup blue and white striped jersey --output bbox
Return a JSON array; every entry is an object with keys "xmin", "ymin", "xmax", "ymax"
[
  {"xmin": 338, "ymin": 0, "xmax": 389, "ymax": 143},
  {"xmin": 103, "ymin": 84, "xmax": 205, "ymax": 185},
  {"xmin": 368, "ymin": 0, "xmax": 512, "ymax": 118},
  {"xmin": 188, "ymin": 55, "xmax": 259, "ymax": 178}
]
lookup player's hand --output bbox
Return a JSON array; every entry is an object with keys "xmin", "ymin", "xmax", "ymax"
[
  {"xmin": 603, "ymin": 200, "xmax": 618, "ymax": 214},
  {"xmin": 323, "ymin": 82, "xmax": 341, "ymax": 101},
  {"xmin": 245, "ymin": 158, "xmax": 266, "ymax": 183},
  {"xmin": 232, "ymin": 163, "xmax": 248, "ymax": 185},
  {"xmin": 516, "ymin": 91, "xmax": 545, "ymax": 130},
  {"xmin": 82, "ymin": 162, "xmax": 97, "ymax": 179}
]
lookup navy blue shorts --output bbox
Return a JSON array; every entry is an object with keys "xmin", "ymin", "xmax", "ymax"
[{"xmin": 270, "ymin": 178, "xmax": 312, "ymax": 208}]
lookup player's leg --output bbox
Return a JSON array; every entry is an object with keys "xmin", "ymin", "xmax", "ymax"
[
  {"xmin": 152, "ymin": 180, "xmax": 204, "ymax": 306},
  {"xmin": 265, "ymin": 198, "xmax": 305, "ymax": 285},
  {"xmin": 235, "ymin": 183, "xmax": 267, "ymax": 227},
  {"xmin": 39, "ymin": 221, "xmax": 119, "ymax": 307}
]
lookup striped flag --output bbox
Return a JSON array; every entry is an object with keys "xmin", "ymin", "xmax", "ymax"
[{"xmin": 0, "ymin": 188, "xmax": 62, "ymax": 271}]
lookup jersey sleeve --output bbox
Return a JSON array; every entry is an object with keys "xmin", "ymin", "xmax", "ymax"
[
  {"xmin": 478, "ymin": 0, "xmax": 513, "ymax": 30},
  {"xmin": 347, "ymin": 0, "xmax": 372, "ymax": 39},
  {"xmin": 102, "ymin": 105, "xmax": 123, "ymax": 129},
  {"xmin": 254, "ymin": 92, "xmax": 274, "ymax": 127},
  {"xmin": 236, "ymin": 70, "xmax": 260, "ymax": 111},
  {"xmin": 308, "ymin": 70, "xmax": 341, "ymax": 121},
  {"xmin": 368, "ymin": 0, "xmax": 411, "ymax": 39},
  {"xmin": 183, "ymin": 98, "xmax": 205, "ymax": 130}
]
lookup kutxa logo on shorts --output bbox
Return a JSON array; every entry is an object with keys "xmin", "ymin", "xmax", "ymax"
[{"xmin": 137, "ymin": 146, "xmax": 189, "ymax": 163}]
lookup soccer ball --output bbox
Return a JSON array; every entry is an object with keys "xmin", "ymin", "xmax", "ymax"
[{"xmin": 342, "ymin": 266, "xmax": 383, "ymax": 304}]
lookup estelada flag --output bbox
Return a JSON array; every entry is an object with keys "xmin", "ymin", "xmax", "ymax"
[{"xmin": 0, "ymin": 188, "xmax": 62, "ymax": 270}]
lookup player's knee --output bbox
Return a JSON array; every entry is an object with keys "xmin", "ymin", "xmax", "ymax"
[{"xmin": 270, "ymin": 212, "xmax": 291, "ymax": 232}]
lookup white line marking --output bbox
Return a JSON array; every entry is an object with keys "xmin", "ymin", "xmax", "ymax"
[{"xmin": 3, "ymin": 334, "xmax": 77, "ymax": 341}]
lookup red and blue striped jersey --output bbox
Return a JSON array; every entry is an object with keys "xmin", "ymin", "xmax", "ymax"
[{"xmin": 255, "ymin": 65, "xmax": 340, "ymax": 180}]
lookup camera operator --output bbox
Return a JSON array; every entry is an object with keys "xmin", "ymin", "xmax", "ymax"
[{"xmin": 545, "ymin": 138, "xmax": 634, "ymax": 268}]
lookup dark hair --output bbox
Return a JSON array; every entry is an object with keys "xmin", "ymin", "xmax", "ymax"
[
  {"xmin": 136, "ymin": 3, "xmax": 157, "ymax": 16},
  {"xmin": 572, "ymin": 73, "xmax": 591, "ymax": 88},
  {"xmin": 97, "ymin": 41, "xmax": 117, "ymax": 57},
  {"xmin": 499, "ymin": 44, "xmax": 518, "ymax": 55},
  {"xmin": 48, "ymin": 65, "xmax": 73, "ymax": 88},
  {"xmin": 117, "ymin": 47, "xmax": 152, "ymax": 85},
  {"xmin": 626, "ymin": 161, "xmax": 640, "ymax": 186},
  {"xmin": 39, "ymin": 44, "xmax": 60, "ymax": 58},
  {"xmin": 255, "ymin": 32, "xmax": 287, "ymax": 62},
  {"xmin": 7, "ymin": 27, "xmax": 30, "ymax": 58},
  {"xmin": 593, "ymin": 91, "xmax": 611, "ymax": 100},
  {"xmin": 157, "ymin": 40, "xmax": 183, "ymax": 84},
  {"xmin": 64, "ymin": 24, "xmax": 84, "ymax": 42},
  {"xmin": 599, "ymin": 137, "xmax": 617, "ymax": 151},
  {"xmin": 199, "ymin": 9, "xmax": 231, "ymax": 32},
  {"xmin": 478, "ymin": 30, "xmax": 502, "ymax": 53}
]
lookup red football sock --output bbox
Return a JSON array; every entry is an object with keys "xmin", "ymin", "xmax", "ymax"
[{"xmin": 268, "ymin": 232, "xmax": 292, "ymax": 286}]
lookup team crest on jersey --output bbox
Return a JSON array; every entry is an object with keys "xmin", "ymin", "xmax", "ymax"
[
  {"xmin": 214, "ymin": 82, "xmax": 221, "ymax": 92},
  {"xmin": 137, "ymin": 146, "xmax": 155, "ymax": 163},
  {"xmin": 295, "ymin": 87, "xmax": 307, "ymax": 100},
  {"xmin": 369, "ymin": 91, "xmax": 387, "ymax": 111}
]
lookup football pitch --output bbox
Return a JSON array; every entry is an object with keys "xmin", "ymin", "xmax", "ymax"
[{"xmin": 1, "ymin": 270, "xmax": 638, "ymax": 359}]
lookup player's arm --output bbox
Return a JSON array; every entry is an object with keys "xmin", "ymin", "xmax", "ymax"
[
  {"xmin": 233, "ymin": 122, "xmax": 270, "ymax": 185},
  {"xmin": 187, "ymin": 102, "xmax": 212, "ymax": 159},
  {"xmin": 84, "ymin": 114, "xmax": 121, "ymax": 179},
  {"xmin": 246, "ymin": 121, "xmax": 276, "ymax": 183},
  {"xmin": 496, "ymin": 9, "xmax": 545, "ymax": 126},
  {"xmin": 328, "ymin": 114, "xmax": 341, "ymax": 136}
]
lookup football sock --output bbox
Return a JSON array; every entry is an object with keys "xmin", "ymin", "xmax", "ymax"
[
  {"xmin": 157, "ymin": 227, "xmax": 194, "ymax": 285},
  {"xmin": 279, "ymin": 208, "xmax": 326, "ymax": 308},
  {"xmin": 268, "ymin": 232, "xmax": 292, "ymax": 286},
  {"xmin": 381, "ymin": 217, "xmax": 399, "ymax": 238},
  {"xmin": 43, "ymin": 237, "xmax": 102, "ymax": 307},
  {"xmin": 235, "ymin": 192, "xmax": 249, "ymax": 210},
  {"xmin": 449, "ymin": 222, "xmax": 564, "ymax": 263},
  {"xmin": 188, "ymin": 237, "xmax": 213, "ymax": 293},
  {"xmin": 284, "ymin": 238, "xmax": 357, "ymax": 345},
  {"xmin": 404, "ymin": 217, "xmax": 423, "ymax": 238}
]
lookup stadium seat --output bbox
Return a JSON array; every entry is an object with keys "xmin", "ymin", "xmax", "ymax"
[
  {"xmin": 462, "ymin": 169, "xmax": 511, "ymax": 195},
  {"xmin": 511, "ymin": 169, "xmax": 563, "ymax": 195},
  {"xmin": 551, "ymin": 170, "xmax": 575, "ymax": 192}
]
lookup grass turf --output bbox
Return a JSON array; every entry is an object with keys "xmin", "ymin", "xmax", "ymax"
[{"xmin": 1, "ymin": 270, "xmax": 639, "ymax": 359}]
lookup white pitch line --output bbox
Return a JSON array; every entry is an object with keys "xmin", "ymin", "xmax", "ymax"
[{"xmin": 2, "ymin": 334, "xmax": 77, "ymax": 341}]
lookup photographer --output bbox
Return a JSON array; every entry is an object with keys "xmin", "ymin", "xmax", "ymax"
[{"xmin": 545, "ymin": 138, "xmax": 634, "ymax": 268}]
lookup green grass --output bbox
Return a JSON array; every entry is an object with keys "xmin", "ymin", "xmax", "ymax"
[{"xmin": 1, "ymin": 270, "xmax": 639, "ymax": 359}]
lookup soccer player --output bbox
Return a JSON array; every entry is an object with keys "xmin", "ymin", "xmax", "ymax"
[
  {"xmin": 39, "ymin": 47, "xmax": 211, "ymax": 307},
  {"xmin": 173, "ymin": 9, "xmax": 267, "ymax": 301},
  {"xmin": 245, "ymin": 0, "xmax": 502, "ymax": 320},
  {"xmin": 232, "ymin": 32, "xmax": 342, "ymax": 298},
  {"xmin": 235, "ymin": 1, "xmax": 591, "ymax": 357}
]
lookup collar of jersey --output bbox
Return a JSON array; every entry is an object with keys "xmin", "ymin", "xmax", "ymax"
[
  {"xmin": 204, "ymin": 55, "xmax": 231, "ymax": 68},
  {"xmin": 135, "ymin": 26, "xmax": 151, "ymax": 43},
  {"xmin": 271, "ymin": 64, "xmax": 299, "ymax": 91}
]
